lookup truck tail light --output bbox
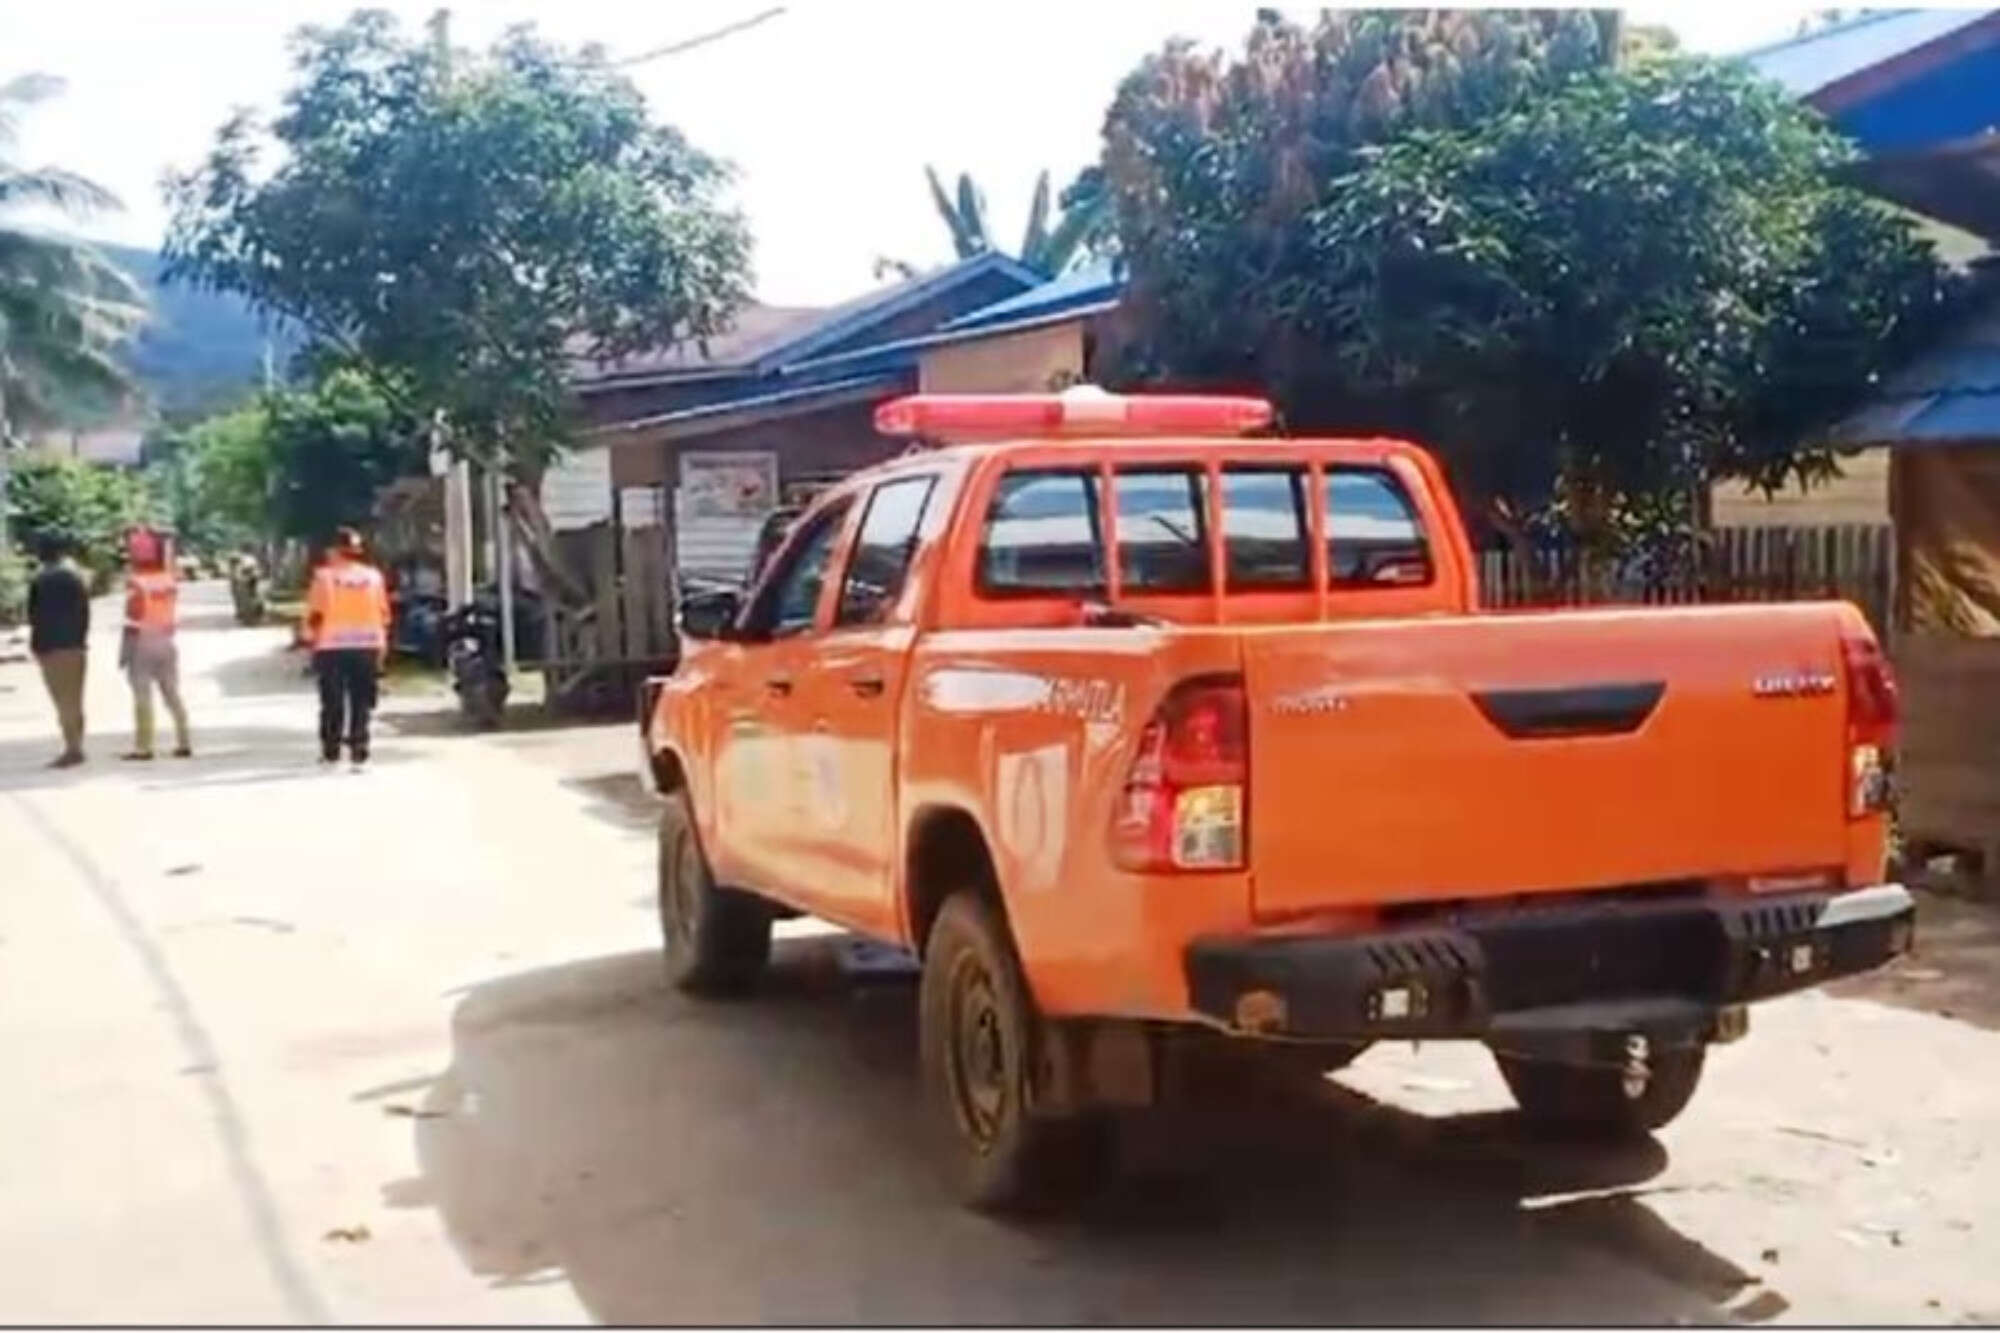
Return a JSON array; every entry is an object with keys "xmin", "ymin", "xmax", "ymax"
[
  {"xmin": 1112, "ymin": 675, "xmax": 1248, "ymax": 872},
  {"xmin": 874, "ymin": 388, "xmax": 1273, "ymax": 441},
  {"xmin": 1841, "ymin": 629, "xmax": 1897, "ymax": 818}
]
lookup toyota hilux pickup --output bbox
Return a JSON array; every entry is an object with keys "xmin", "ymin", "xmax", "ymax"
[{"xmin": 639, "ymin": 387, "xmax": 1915, "ymax": 1211}]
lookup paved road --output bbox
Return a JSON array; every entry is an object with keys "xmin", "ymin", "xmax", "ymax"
[{"xmin": 1, "ymin": 585, "xmax": 1995, "ymax": 1324}]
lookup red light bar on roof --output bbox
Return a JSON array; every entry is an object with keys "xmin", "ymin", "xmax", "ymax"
[{"xmin": 874, "ymin": 387, "xmax": 1274, "ymax": 441}]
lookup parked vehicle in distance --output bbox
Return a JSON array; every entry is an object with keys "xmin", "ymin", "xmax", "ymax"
[
  {"xmin": 639, "ymin": 387, "xmax": 1915, "ymax": 1212},
  {"xmin": 442, "ymin": 598, "xmax": 508, "ymax": 729},
  {"xmin": 228, "ymin": 555, "xmax": 266, "ymax": 627}
]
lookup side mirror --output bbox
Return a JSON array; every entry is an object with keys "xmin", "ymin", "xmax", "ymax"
[{"xmin": 679, "ymin": 588, "xmax": 741, "ymax": 641}]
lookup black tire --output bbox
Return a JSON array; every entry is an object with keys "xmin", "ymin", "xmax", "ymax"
[
  {"xmin": 656, "ymin": 792, "xmax": 771, "ymax": 995},
  {"xmin": 919, "ymin": 892, "xmax": 1106, "ymax": 1213},
  {"xmin": 1494, "ymin": 1043, "xmax": 1705, "ymax": 1137}
]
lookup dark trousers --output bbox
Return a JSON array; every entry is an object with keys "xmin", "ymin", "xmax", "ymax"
[{"xmin": 314, "ymin": 649, "xmax": 380, "ymax": 761}]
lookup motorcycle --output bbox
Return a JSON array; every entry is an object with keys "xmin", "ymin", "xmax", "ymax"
[{"xmin": 442, "ymin": 599, "xmax": 509, "ymax": 730}]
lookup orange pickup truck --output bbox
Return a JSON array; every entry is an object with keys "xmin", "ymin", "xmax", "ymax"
[{"xmin": 640, "ymin": 388, "xmax": 1914, "ymax": 1210}]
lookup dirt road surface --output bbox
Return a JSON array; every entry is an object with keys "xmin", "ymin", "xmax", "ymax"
[{"xmin": 2, "ymin": 584, "xmax": 1994, "ymax": 1324}]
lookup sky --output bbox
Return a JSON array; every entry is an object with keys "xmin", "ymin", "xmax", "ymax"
[{"xmin": 4, "ymin": 1, "xmax": 1823, "ymax": 307}]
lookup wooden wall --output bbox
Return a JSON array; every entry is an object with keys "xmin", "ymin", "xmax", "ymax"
[
  {"xmin": 919, "ymin": 322, "xmax": 1085, "ymax": 393},
  {"xmin": 1710, "ymin": 449, "xmax": 1891, "ymax": 527}
]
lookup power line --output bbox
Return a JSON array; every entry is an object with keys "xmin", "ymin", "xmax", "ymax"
[{"xmin": 608, "ymin": 6, "xmax": 787, "ymax": 68}]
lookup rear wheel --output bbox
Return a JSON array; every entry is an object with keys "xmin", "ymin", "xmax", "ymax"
[
  {"xmin": 919, "ymin": 892, "xmax": 1106, "ymax": 1213},
  {"xmin": 1494, "ymin": 1043, "xmax": 1705, "ymax": 1137},
  {"xmin": 656, "ymin": 793, "xmax": 771, "ymax": 995}
]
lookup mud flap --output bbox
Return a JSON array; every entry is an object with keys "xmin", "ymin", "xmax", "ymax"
[{"xmin": 1034, "ymin": 1019, "xmax": 1157, "ymax": 1115}]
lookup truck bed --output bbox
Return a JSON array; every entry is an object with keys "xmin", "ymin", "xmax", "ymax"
[{"xmin": 1239, "ymin": 601, "xmax": 1866, "ymax": 919}]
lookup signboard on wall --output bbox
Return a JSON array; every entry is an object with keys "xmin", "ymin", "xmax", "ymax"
[
  {"xmin": 540, "ymin": 446, "xmax": 614, "ymax": 531},
  {"xmin": 676, "ymin": 450, "xmax": 779, "ymax": 582},
  {"xmin": 679, "ymin": 451, "xmax": 778, "ymax": 519}
]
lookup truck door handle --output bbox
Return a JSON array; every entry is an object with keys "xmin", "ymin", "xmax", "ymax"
[
  {"xmin": 849, "ymin": 671, "xmax": 885, "ymax": 698},
  {"xmin": 764, "ymin": 675, "xmax": 793, "ymax": 697}
]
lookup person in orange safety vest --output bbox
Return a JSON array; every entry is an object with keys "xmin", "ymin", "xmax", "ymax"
[
  {"xmin": 120, "ymin": 526, "xmax": 193, "ymax": 761},
  {"xmin": 306, "ymin": 527, "xmax": 391, "ymax": 768}
]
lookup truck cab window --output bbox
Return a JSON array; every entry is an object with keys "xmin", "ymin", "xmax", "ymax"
[
  {"xmin": 1115, "ymin": 468, "xmax": 1210, "ymax": 593},
  {"xmin": 1222, "ymin": 467, "xmax": 1310, "ymax": 589},
  {"xmin": 837, "ymin": 476, "xmax": 936, "ymax": 627},
  {"xmin": 747, "ymin": 500, "xmax": 851, "ymax": 638},
  {"xmin": 979, "ymin": 470, "xmax": 1104, "ymax": 594},
  {"xmin": 1326, "ymin": 469, "xmax": 1432, "ymax": 587}
]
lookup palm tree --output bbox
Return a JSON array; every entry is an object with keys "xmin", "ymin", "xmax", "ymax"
[
  {"xmin": 0, "ymin": 73, "xmax": 148, "ymax": 445},
  {"xmin": 921, "ymin": 164, "xmax": 1109, "ymax": 277}
]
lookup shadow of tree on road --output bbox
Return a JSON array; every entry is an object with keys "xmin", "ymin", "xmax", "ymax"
[{"xmin": 382, "ymin": 941, "xmax": 1775, "ymax": 1325}]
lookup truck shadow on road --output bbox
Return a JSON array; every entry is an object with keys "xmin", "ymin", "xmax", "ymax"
[{"xmin": 381, "ymin": 940, "xmax": 1774, "ymax": 1325}]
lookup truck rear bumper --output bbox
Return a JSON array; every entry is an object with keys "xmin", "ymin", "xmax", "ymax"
[{"xmin": 1184, "ymin": 884, "xmax": 1915, "ymax": 1045}]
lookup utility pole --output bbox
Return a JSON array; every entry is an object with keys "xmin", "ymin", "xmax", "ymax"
[{"xmin": 427, "ymin": 7, "xmax": 477, "ymax": 613}]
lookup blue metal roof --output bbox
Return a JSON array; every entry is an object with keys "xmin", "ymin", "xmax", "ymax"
[
  {"xmin": 1828, "ymin": 302, "xmax": 2000, "ymax": 446},
  {"xmin": 938, "ymin": 260, "xmax": 1124, "ymax": 334},
  {"xmin": 1740, "ymin": 9, "xmax": 1996, "ymax": 98},
  {"xmin": 757, "ymin": 250, "xmax": 1042, "ymax": 370},
  {"xmin": 589, "ymin": 372, "xmax": 902, "ymax": 437}
]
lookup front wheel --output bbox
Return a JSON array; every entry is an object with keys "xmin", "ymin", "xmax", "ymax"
[
  {"xmin": 919, "ymin": 892, "xmax": 1106, "ymax": 1213},
  {"xmin": 656, "ymin": 793, "xmax": 771, "ymax": 995},
  {"xmin": 1493, "ymin": 1042, "xmax": 1705, "ymax": 1137}
]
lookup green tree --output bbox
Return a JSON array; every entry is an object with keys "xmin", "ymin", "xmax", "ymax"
[
  {"xmin": 5, "ymin": 452, "xmax": 151, "ymax": 576},
  {"xmin": 921, "ymin": 164, "xmax": 1109, "ymax": 276},
  {"xmin": 1098, "ymin": 14, "xmax": 1954, "ymax": 561},
  {"xmin": 262, "ymin": 369, "xmax": 420, "ymax": 546},
  {"xmin": 0, "ymin": 74, "xmax": 148, "ymax": 439},
  {"xmin": 144, "ymin": 401, "xmax": 275, "ymax": 552},
  {"xmin": 162, "ymin": 11, "xmax": 752, "ymax": 477},
  {"xmin": 143, "ymin": 368, "xmax": 419, "ymax": 558}
]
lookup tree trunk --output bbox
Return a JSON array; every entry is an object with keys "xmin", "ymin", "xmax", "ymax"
[{"xmin": 505, "ymin": 481, "xmax": 590, "ymax": 608}]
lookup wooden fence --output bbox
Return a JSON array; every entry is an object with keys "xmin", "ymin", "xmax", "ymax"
[{"xmin": 1478, "ymin": 523, "xmax": 1896, "ymax": 633}]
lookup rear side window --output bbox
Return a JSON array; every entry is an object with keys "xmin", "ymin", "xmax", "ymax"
[
  {"xmin": 836, "ymin": 475, "xmax": 935, "ymax": 626},
  {"xmin": 1115, "ymin": 468, "xmax": 1210, "ymax": 593},
  {"xmin": 1221, "ymin": 467, "xmax": 1309, "ymax": 589},
  {"xmin": 979, "ymin": 470, "xmax": 1104, "ymax": 594},
  {"xmin": 1326, "ymin": 469, "xmax": 1432, "ymax": 587}
]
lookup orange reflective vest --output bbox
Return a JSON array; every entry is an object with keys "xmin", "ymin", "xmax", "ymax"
[
  {"xmin": 307, "ymin": 559, "xmax": 390, "ymax": 651},
  {"xmin": 126, "ymin": 569, "xmax": 177, "ymax": 637}
]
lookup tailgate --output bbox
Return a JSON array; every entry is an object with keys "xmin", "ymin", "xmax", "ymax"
[{"xmin": 1243, "ymin": 604, "xmax": 1851, "ymax": 919}]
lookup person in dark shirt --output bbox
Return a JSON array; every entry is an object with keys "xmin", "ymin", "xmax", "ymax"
[{"xmin": 27, "ymin": 534, "xmax": 91, "ymax": 767}]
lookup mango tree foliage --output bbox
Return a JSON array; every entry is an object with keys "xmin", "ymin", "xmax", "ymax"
[
  {"xmin": 162, "ymin": 12, "xmax": 753, "ymax": 474},
  {"xmin": 1098, "ymin": 11, "xmax": 1957, "ymax": 551}
]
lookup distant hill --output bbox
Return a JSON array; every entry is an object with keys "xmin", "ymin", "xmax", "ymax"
[{"xmin": 98, "ymin": 242, "xmax": 298, "ymax": 417}]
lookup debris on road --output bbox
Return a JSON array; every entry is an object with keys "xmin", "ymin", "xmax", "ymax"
[
  {"xmin": 323, "ymin": 1225, "xmax": 372, "ymax": 1244},
  {"xmin": 383, "ymin": 1103, "xmax": 448, "ymax": 1120},
  {"xmin": 165, "ymin": 863, "xmax": 203, "ymax": 877},
  {"xmin": 1774, "ymin": 1125, "xmax": 1868, "ymax": 1149}
]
